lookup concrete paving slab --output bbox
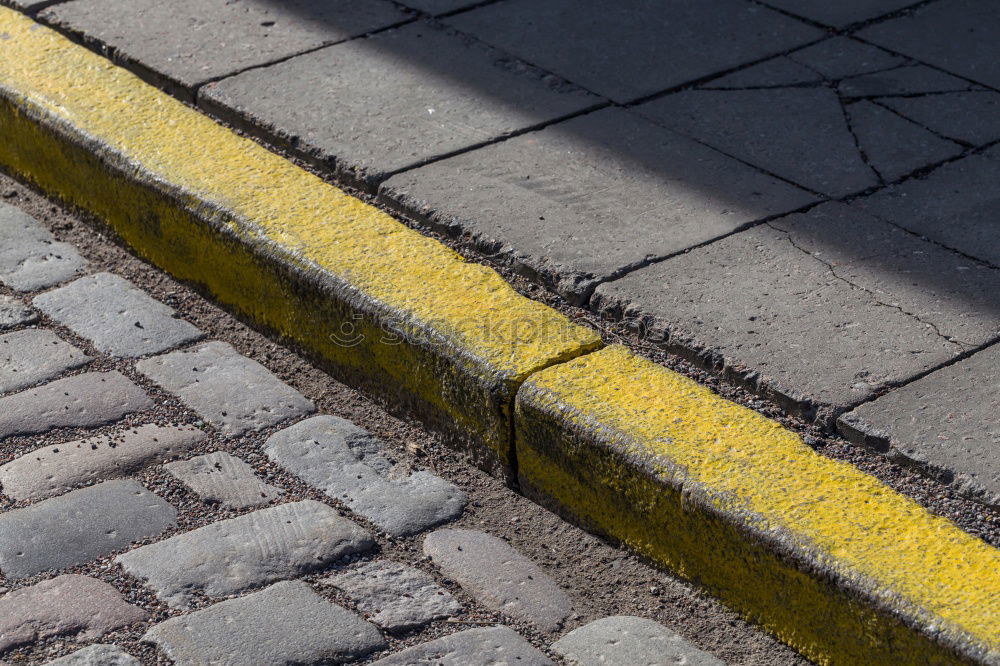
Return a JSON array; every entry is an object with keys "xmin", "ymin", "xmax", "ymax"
[
  {"xmin": 0, "ymin": 424, "xmax": 206, "ymax": 501},
  {"xmin": 839, "ymin": 343, "xmax": 1000, "ymax": 508},
  {"xmin": 381, "ymin": 107, "xmax": 815, "ymax": 304},
  {"xmin": 878, "ymin": 92, "xmax": 1000, "ymax": 146},
  {"xmin": 0, "ymin": 328, "xmax": 89, "ymax": 394},
  {"xmin": 40, "ymin": 0, "xmax": 409, "ymax": 98},
  {"xmin": 34, "ymin": 272, "xmax": 203, "ymax": 358},
  {"xmin": 144, "ymin": 581, "xmax": 386, "ymax": 665},
  {"xmin": 0, "ymin": 575, "xmax": 147, "ymax": 654},
  {"xmin": 200, "ymin": 21, "xmax": 600, "ymax": 190},
  {"xmin": 552, "ymin": 616, "xmax": 725, "ymax": 666},
  {"xmin": 853, "ymin": 147, "xmax": 1000, "ymax": 267},
  {"xmin": 592, "ymin": 207, "xmax": 971, "ymax": 423},
  {"xmin": 0, "ymin": 480, "xmax": 176, "ymax": 579},
  {"xmin": 370, "ymin": 626, "xmax": 552, "ymax": 666},
  {"xmin": 859, "ymin": 0, "xmax": 1000, "ymax": 90},
  {"xmin": 637, "ymin": 41, "xmax": 965, "ymax": 196},
  {"xmin": 395, "ymin": 0, "xmax": 480, "ymax": 15},
  {"xmin": 838, "ymin": 65, "xmax": 984, "ymax": 98},
  {"xmin": 760, "ymin": 0, "xmax": 918, "ymax": 27},
  {"xmin": 445, "ymin": 0, "xmax": 821, "ymax": 103}
]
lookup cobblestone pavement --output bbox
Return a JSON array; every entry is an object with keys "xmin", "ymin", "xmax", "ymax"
[
  {"xmin": 15, "ymin": 0, "xmax": 998, "ymax": 516},
  {"xmin": 0, "ymin": 180, "xmax": 805, "ymax": 664}
]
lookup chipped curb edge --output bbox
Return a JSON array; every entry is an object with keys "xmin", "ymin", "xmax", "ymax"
[{"xmin": 0, "ymin": 8, "xmax": 996, "ymax": 665}]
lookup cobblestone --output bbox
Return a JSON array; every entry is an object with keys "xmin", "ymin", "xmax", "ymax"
[
  {"xmin": 44, "ymin": 644, "xmax": 140, "ymax": 666},
  {"xmin": 369, "ymin": 626, "xmax": 553, "ymax": 665},
  {"xmin": 0, "ymin": 480, "xmax": 176, "ymax": 579},
  {"xmin": 164, "ymin": 451, "xmax": 282, "ymax": 509},
  {"xmin": 144, "ymin": 580, "xmax": 386, "ymax": 665},
  {"xmin": 0, "ymin": 295, "xmax": 36, "ymax": 330},
  {"xmin": 0, "ymin": 575, "xmax": 148, "ymax": 653},
  {"xmin": 33, "ymin": 272, "xmax": 203, "ymax": 358},
  {"xmin": 552, "ymin": 616, "xmax": 726, "ymax": 666},
  {"xmin": 0, "ymin": 371, "xmax": 153, "ymax": 440},
  {"xmin": 265, "ymin": 415, "xmax": 465, "ymax": 536},
  {"xmin": 0, "ymin": 329, "xmax": 89, "ymax": 394},
  {"xmin": 423, "ymin": 528, "xmax": 571, "ymax": 632},
  {"xmin": 324, "ymin": 560, "xmax": 461, "ymax": 631},
  {"xmin": 116, "ymin": 500, "xmax": 373, "ymax": 608},
  {"xmin": 136, "ymin": 341, "xmax": 314, "ymax": 436},
  {"xmin": 0, "ymin": 424, "xmax": 205, "ymax": 501},
  {"xmin": 0, "ymin": 202, "xmax": 85, "ymax": 291}
]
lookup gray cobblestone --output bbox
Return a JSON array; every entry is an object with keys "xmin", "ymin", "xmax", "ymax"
[
  {"xmin": 0, "ymin": 371, "xmax": 153, "ymax": 441},
  {"xmin": 0, "ymin": 424, "xmax": 205, "ymax": 501},
  {"xmin": 552, "ymin": 616, "xmax": 726, "ymax": 666},
  {"xmin": 117, "ymin": 500, "xmax": 373, "ymax": 608},
  {"xmin": 0, "ymin": 295, "xmax": 36, "ymax": 330},
  {"xmin": 0, "ymin": 575, "xmax": 148, "ymax": 653},
  {"xmin": 136, "ymin": 341, "xmax": 314, "ymax": 436},
  {"xmin": 0, "ymin": 203, "xmax": 85, "ymax": 292},
  {"xmin": 370, "ymin": 626, "xmax": 552, "ymax": 665},
  {"xmin": 0, "ymin": 480, "xmax": 176, "ymax": 579},
  {"xmin": 164, "ymin": 451, "xmax": 282, "ymax": 509},
  {"xmin": 0, "ymin": 329, "xmax": 89, "ymax": 394},
  {"xmin": 34, "ymin": 272, "xmax": 203, "ymax": 358},
  {"xmin": 324, "ymin": 560, "xmax": 461, "ymax": 631},
  {"xmin": 144, "ymin": 580, "xmax": 386, "ymax": 665},
  {"xmin": 266, "ymin": 415, "xmax": 465, "ymax": 536},
  {"xmin": 423, "ymin": 528, "xmax": 571, "ymax": 633},
  {"xmin": 44, "ymin": 645, "xmax": 140, "ymax": 666}
]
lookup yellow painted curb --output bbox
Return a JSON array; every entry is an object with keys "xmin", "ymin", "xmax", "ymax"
[
  {"xmin": 516, "ymin": 346, "xmax": 1000, "ymax": 665},
  {"xmin": 0, "ymin": 7, "xmax": 601, "ymax": 477},
  {"xmin": 1, "ymin": 7, "xmax": 997, "ymax": 664}
]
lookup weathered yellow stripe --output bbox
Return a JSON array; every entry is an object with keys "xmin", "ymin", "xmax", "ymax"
[
  {"xmin": 517, "ymin": 346, "xmax": 999, "ymax": 665},
  {"xmin": 0, "ymin": 7, "xmax": 600, "ymax": 474}
]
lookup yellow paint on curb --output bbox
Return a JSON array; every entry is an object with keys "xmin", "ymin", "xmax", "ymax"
[
  {"xmin": 517, "ymin": 346, "xmax": 1000, "ymax": 665},
  {"xmin": 0, "ymin": 7, "xmax": 600, "ymax": 474}
]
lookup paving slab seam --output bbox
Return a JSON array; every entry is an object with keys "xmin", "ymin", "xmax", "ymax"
[
  {"xmin": 851, "ymin": 35, "xmax": 1000, "ymax": 96},
  {"xmin": 0, "ymin": 9, "xmax": 997, "ymax": 665},
  {"xmin": 751, "ymin": 0, "xmax": 940, "ymax": 32}
]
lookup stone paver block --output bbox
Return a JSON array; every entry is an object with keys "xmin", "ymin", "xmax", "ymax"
[
  {"xmin": 859, "ymin": 0, "xmax": 1000, "ymax": 89},
  {"xmin": 45, "ymin": 645, "xmax": 140, "ymax": 666},
  {"xmin": 0, "ymin": 371, "xmax": 153, "ymax": 441},
  {"xmin": 41, "ymin": 0, "xmax": 409, "ymax": 95},
  {"xmin": 324, "ymin": 560, "xmax": 461, "ymax": 631},
  {"xmin": 201, "ymin": 22, "xmax": 600, "ymax": 190},
  {"xmin": 144, "ymin": 580, "xmax": 386, "ymax": 665},
  {"xmin": 552, "ymin": 616, "xmax": 726, "ymax": 666},
  {"xmin": 423, "ymin": 528, "xmax": 571, "ymax": 633},
  {"xmin": 0, "ymin": 203, "xmax": 85, "ymax": 292},
  {"xmin": 0, "ymin": 575, "xmax": 148, "ymax": 654},
  {"xmin": 446, "ymin": 0, "xmax": 821, "ymax": 103},
  {"xmin": 34, "ymin": 272, "xmax": 203, "ymax": 358},
  {"xmin": 0, "ymin": 295, "xmax": 36, "ymax": 330},
  {"xmin": 761, "ymin": 0, "xmax": 917, "ymax": 27},
  {"xmin": 853, "ymin": 147, "xmax": 1000, "ymax": 268},
  {"xmin": 164, "ymin": 451, "xmax": 282, "ymax": 509},
  {"xmin": 637, "ymin": 39, "xmax": 964, "ymax": 197},
  {"xmin": 381, "ymin": 107, "xmax": 815, "ymax": 304},
  {"xmin": 591, "ymin": 210, "xmax": 970, "ymax": 423},
  {"xmin": 265, "ymin": 415, "xmax": 465, "ymax": 536},
  {"xmin": 0, "ymin": 424, "xmax": 205, "ymax": 501},
  {"xmin": 0, "ymin": 329, "xmax": 89, "ymax": 394},
  {"xmin": 839, "ymin": 344, "xmax": 1000, "ymax": 508},
  {"xmin": 370, "ymin": 626, "xmax": 552, "ymax": 666},
  {"xmin": 136, "ymin": 341, "xmax": 314, "ymax": 436},
  {"xmin": 0, "ymin": 480, "xmax": 176, "ymax": 579},
  {"xmin": 116, "ymin": 499, "xmax": 373, "ymax": 608}
]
